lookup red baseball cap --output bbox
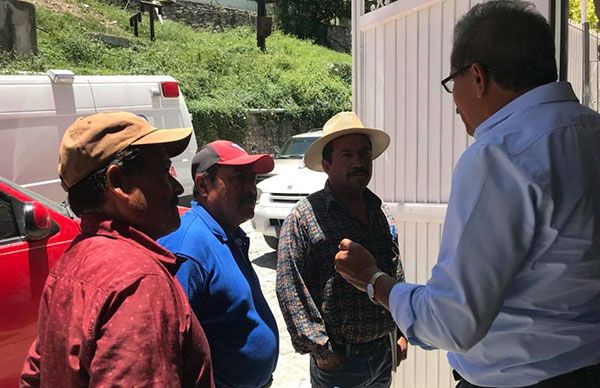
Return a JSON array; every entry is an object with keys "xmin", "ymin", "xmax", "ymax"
[{"xmin": 191, "ymin": 140, "xmax": 274, "ymax": 177}]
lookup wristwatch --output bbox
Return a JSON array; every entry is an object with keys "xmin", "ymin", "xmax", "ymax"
[{"xmin": 366, "ymin": 271, "xmax": 386, "ymax": 305}]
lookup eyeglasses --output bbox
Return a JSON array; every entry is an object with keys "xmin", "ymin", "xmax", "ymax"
[{"xmin": 441, "ymin": 64, "xmax": 472, "ymax": 93}]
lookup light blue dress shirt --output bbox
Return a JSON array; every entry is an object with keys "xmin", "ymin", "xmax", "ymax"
[{"xmin": 389, "ymin": 82, "xmax": 600, "ymax": 387}]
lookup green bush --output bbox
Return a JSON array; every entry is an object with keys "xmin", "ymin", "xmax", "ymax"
[
  {"xmin": 274, "ymin": 0, "xmax": 350, "ymax": 44},
  {"xmin": 2, "ymin": 0, "xmax": 352, "ymax": 149}
]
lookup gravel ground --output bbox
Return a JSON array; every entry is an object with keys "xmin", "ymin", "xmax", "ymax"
[{"xmin": 242, "ymin": 221, "xmax": 311, "ymax": 388}]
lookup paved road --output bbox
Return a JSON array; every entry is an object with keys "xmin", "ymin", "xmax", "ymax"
[{"xmin": 242, "ymin": 221, "xmax": 311, "ymax": 388}]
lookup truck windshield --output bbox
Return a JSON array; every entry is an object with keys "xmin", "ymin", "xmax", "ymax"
[{"xmin": 277, "ymin": 136, "xmax": 319, "ymax": 159}]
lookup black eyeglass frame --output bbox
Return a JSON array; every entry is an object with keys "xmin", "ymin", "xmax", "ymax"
[{"xmin": 441, "ymin": 63, "xmax": 473, "ymax": 93}]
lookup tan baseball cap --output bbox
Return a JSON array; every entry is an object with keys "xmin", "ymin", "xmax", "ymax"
[{"xmin": 58, "ymin": 111, "xmax": 192, "ymax": 190}]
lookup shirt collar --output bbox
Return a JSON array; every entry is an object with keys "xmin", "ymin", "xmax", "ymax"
[
  {"xmin": 474, "ymin": 81, "xmax": 579, "ymax": 139},
  {"xmin": 189, "ymin": 200, "xmax": 246, "ymax": 242},
  {"xmin": 323, "ymin": 181, "xmax": 382, "ymax": 213},
  {"xmin": 79, "ymin": 213, "xmax": 179, "ymax": 270}
]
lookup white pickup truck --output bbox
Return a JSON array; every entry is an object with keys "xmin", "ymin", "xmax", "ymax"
[
  {"xmin": 253, "ymin": 166, "xmax": 327, "ymax": 249},
  {"xmin": 0, "ymin": 70, "xmax": 198, "ymax": 203}
]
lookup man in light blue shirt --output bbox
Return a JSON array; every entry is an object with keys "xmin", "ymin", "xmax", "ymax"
[{"xmin": 334, "ymin": 1, "xmax": 600, "ymax": 387}]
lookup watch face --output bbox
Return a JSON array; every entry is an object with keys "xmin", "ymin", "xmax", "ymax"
[{"xmin": 367, "ymin": 283, "xmax": 375, "ymax": 299}]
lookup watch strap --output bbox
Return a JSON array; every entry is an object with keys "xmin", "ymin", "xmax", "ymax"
[{"xmin": 368, "ymin": 271, "xmax": 387, "ymax": 304}]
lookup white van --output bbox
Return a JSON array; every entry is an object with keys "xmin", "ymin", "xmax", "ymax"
[{"xmin": 0, "ymin": 70, "xmax": 198, "ymax": 203}]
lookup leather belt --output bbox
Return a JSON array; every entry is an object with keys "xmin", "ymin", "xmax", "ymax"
[{"xmin": 332, "ymin": 335, "xmax": 388, "ymax": 357}]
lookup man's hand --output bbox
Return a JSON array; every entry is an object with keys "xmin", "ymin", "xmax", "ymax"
[
  {"xmin": 315, "ymin": 351, "xmax": 344, "ymax": 372},
  {"xmin": 335, "ymin": 239, "xmax": 379, "ymax": 292},
  {"xmin": 396, "ymin": 336, "xmax": 408, "ymax": 366}
]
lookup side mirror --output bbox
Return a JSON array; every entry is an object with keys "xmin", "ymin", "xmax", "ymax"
[{"xmin": 21, "ymin": 202, "xmax": 52, "ymax": 241}]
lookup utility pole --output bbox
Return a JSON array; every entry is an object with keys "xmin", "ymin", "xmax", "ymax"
[
  {"xmin": 582, "ymin": 0, "xmax": 591, "ymax": 107},
  {"xmin": 256, "ymin": 0, "xmax": 271, "ymax": 51}
]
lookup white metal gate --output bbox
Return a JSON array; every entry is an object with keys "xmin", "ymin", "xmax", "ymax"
[{"xmin": 351, "ymin": 1, "xmax": 553, "ymax": 387}]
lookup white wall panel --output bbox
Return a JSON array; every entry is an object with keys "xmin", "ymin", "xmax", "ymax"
[
  {"xmin": 359, "ymin": 0, "xmax": 474, "ymax": 206},
  {"xmin": 417, "ymin": 10, "xmax": 430, "ymax": 203},
  {"xmin": 392, "ymin": 220, "xmax": 451, "ymax": 388},
  {"xmin": 384, "ymin": 21, "xmax": 398, "ymax": 200},
  {"xmin": 375, "ymin": 25, "xmax": 387, "ymax": 192},
  {"xmin": 427, "ymin": 3, "xmax": 443, "ymax": 203},
  {"xmin": 440, "ymin": 0, "xmax": 456, "ymax": 202},
  {"xmin": 404, "ymin": 12, "xmax": 419, "ymax": 203},
  {"xmin": 394, "ymin": 17, "xmax": 407, "ymax": 203}
]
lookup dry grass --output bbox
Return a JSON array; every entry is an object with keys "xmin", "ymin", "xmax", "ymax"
[{"xmin": 30, "ymin": 0, "xmax": 120, "ymax": 31}]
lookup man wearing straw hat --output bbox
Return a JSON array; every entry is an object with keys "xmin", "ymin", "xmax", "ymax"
[{"xmin": 276, "ymin": 112, "xmax": 406, "ymax": 387}]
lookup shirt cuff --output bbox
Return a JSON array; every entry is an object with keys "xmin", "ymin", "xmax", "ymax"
[
  {"xmin": 389, "ymin": 282, "xmax": 437, "ymax": 350},
  {"xmin": 389, "ymin": 282, "xmax": 419, "ymax": 333}
]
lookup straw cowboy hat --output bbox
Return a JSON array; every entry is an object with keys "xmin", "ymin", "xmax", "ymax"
[{"xmin": 303, "ymin": 111, "xmax": 391, "ymax": 172}]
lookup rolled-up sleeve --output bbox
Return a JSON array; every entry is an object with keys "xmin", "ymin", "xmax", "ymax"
[{"xmin": 389, "ymin": 145, "xmax": 537, "ymax": 353}]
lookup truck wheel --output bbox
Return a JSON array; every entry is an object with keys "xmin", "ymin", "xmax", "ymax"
[{"xmin": 264, "ymin": 235, "xmax": 279, "ymax": 250}]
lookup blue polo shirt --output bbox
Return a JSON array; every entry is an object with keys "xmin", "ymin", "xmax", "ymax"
[{"xmin": 159, "ymin": 201, "xmax": 279, "ymax": 388}]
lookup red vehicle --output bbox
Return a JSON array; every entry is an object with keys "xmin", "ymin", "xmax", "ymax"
[
  {"xmin": 0, "ymin": 177, "xmax": 80, "ymax": 388},
  {"xmin": 0, "ymin": 177, "xmax": 191, "ymax": 387}
]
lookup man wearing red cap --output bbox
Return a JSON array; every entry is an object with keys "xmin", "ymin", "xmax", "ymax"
[{"xmin": 159, "ymin": 140, "xmax": 279, "ymax": 388}]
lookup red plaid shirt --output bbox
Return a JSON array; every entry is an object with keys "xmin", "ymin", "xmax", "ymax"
[{"xmin": 20, "ymin": 216, "xmax": 214, "ymax": 388}]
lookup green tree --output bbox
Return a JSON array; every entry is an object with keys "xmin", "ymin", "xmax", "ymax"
[{"xmin": 569, "ymin": 0, "xmax": 600, "ymax": 31}]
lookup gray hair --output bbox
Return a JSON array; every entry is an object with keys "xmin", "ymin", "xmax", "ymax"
[{"xmin": 451, "ymin": 0, "xmax": 557, "ymax": 92}]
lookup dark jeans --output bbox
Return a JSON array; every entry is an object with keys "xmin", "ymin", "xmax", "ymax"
[
  {"xmin": 454, "ymin": 362, "xmax": 600, "ymax": 388},
  {"xmin": 310, "ymin": 337, "xmax": 392, "ymax": 388}
]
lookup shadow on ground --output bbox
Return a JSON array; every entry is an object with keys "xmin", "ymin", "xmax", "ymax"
[{"xmin": 252, "ymin": 251, "xmax": 277, "ymax": 269}]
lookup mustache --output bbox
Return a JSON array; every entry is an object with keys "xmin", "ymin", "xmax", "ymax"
[
  {"xmin": 170, "ymin": 196, "xmax": 179, "ymax": 207},
  {"xmin": 349, "ymin": 168, "xmax": 369, "ymax": 176}
]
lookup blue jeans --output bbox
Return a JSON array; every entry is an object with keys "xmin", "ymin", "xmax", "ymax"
[{"xmin": 310, "ymin": 337, "xmax": 392, "ymax": 388}]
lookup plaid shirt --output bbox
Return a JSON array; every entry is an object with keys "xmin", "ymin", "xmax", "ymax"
[{"xmin": 276, "ymin": 183, "xmax": 404, "ymax": 356}]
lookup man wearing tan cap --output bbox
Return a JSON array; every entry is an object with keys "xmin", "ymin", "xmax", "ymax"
[
  {"xmin": 276, "ymin": 112, "xmax": 406, "ymax": 387},
  {"xmin": 20, "ymin": 112, "xmax": 214, "ymax": 387},
  {"xmin": 159, "ymin": 140, "xmax": 279, "ymax": 388}
]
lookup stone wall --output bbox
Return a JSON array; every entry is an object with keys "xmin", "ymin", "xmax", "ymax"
[
  {"xmin": 0, "ymin": 0, "xmax": 37, "ymax": 56},
  {"xmin": 185, "ymin": 0, "xmax": 257, "ymax": 12},
  {"xmin": 245, "ymin": 113, "xmax": 305, "ymax": 154},
  {"xmin": 113, "ymin": 0, "xmax": 256, "ymax": 31},
  {"xmin": 326, "ymin": 25, "xmax": 351, "ymax": 53},
  {"xmin": 164, "ymin": 1, "xmax": 256, "ymax": 31}
]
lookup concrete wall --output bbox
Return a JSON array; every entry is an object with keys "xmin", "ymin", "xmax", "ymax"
[{"xmin": 0, "ymin": 0, "xmax": 37, "ymax": 56}]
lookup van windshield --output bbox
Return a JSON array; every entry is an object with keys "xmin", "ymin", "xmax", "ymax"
[{"xmin": 277, "ymin": 136, "xmax": 319, "ymax": 159}]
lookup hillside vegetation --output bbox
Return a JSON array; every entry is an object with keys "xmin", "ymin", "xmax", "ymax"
[{"xmin": 2, "ymin": 0, "xmax": 352, "ymax": 148}]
